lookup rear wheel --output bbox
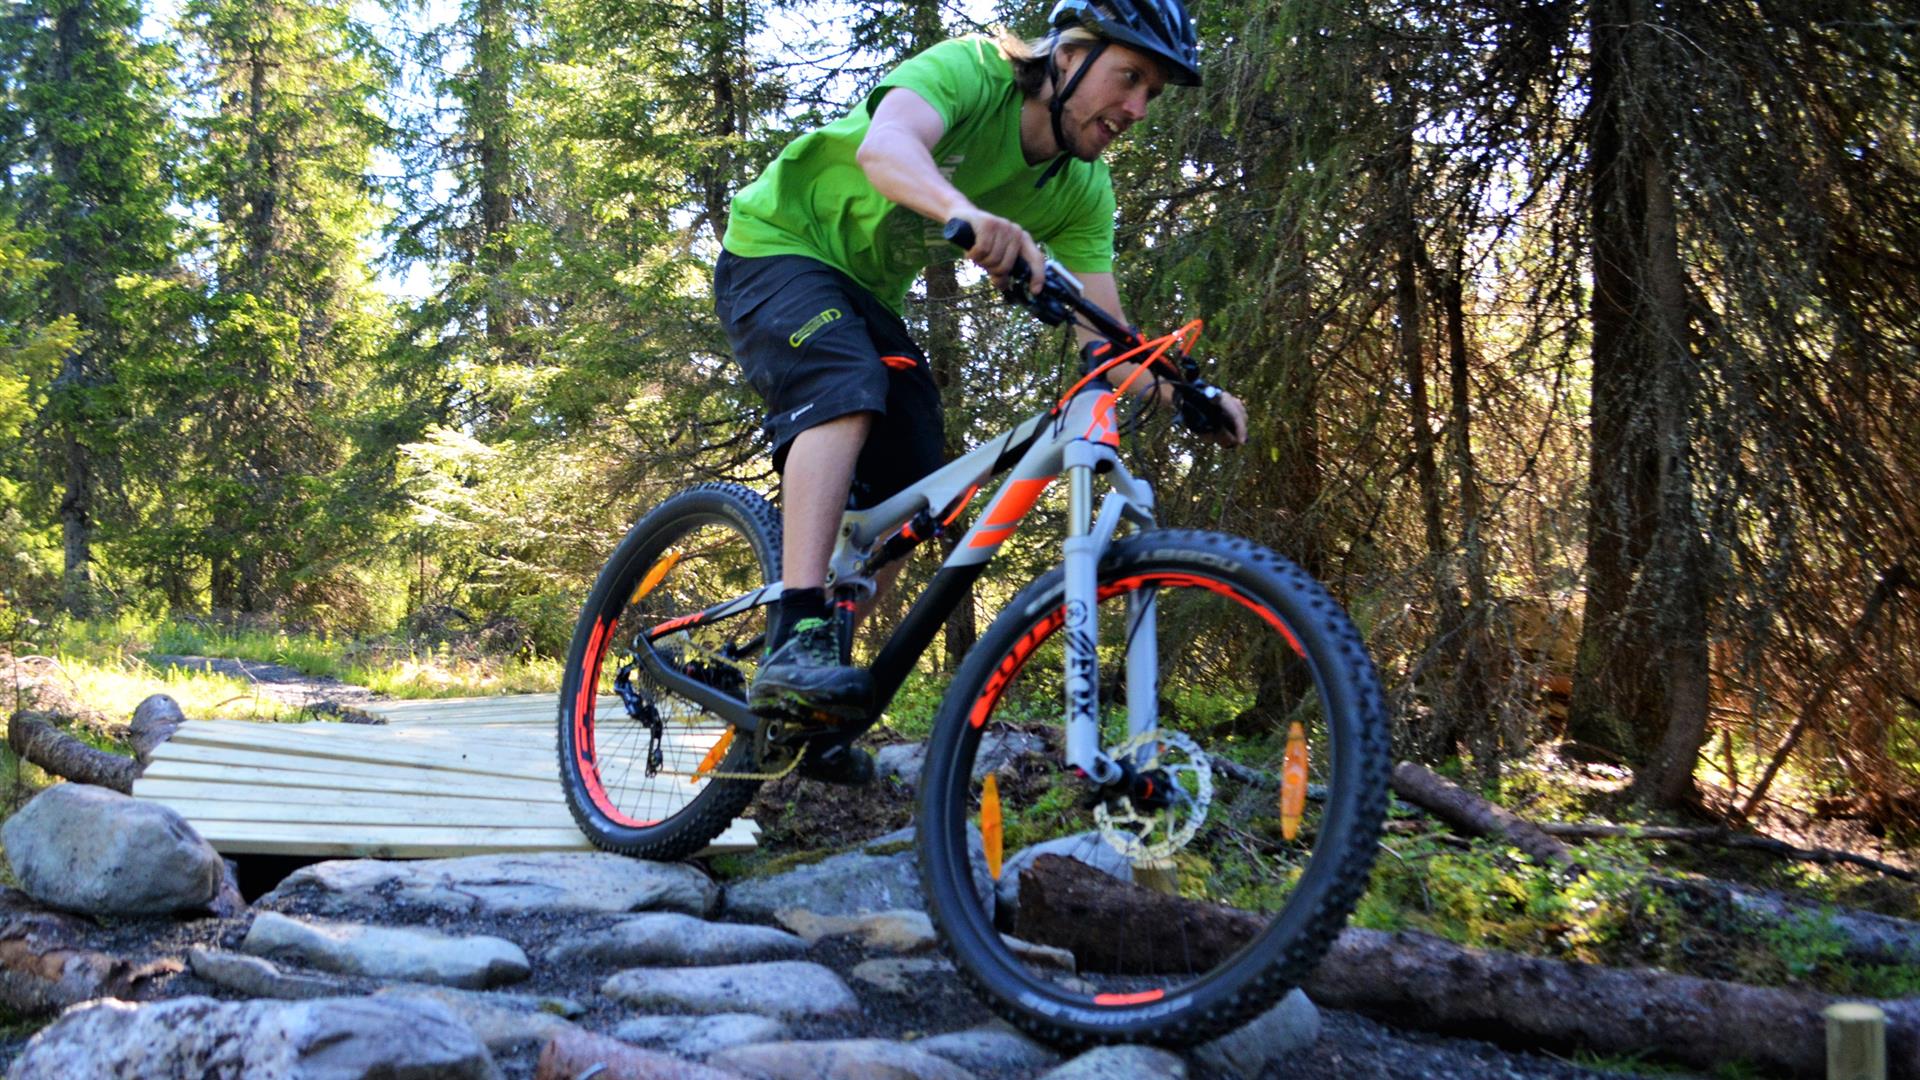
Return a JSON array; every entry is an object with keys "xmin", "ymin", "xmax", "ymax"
[
  {"xmin": 558, "ymin": 482, "xmax": 778, "ymax": 860},
  {"xmin": 918, "ymin": 529, "xmax": 1388, "ymax": 1047}
]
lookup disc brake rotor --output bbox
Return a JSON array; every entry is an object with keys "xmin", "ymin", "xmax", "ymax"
[{"xmin": 1093, "ymin": 729, "xmax": 1214, "ymax": 862}]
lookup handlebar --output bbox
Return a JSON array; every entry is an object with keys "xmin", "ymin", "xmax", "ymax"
[{"xmin": 943, "ymin": 218, "xmax": 1231, "ymax": 436}]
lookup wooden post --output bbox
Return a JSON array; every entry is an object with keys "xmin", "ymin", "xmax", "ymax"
[
  {"xmin": 1134, "ymin": 857, "xmax": 1178, "ymax": 895},
  {"xmin": 1825, "ymin": 1002, "xmax": 1886, "ymax": 1080}
]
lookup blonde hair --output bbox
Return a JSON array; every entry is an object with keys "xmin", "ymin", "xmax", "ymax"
[{"xmin": 994, "ymin": 25, "xmax": 1103, "ymax": 98}]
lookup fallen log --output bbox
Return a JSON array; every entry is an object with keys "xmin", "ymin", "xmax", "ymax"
[
  {"xmin": 1014, "ymin": 861, "xmax": 1920, "ymax": 1078},
  {"xmin": 1386, "ymin": 765, "xmax": 1920, "ymax": 967},
  {"xmin": 0, "ymin": 889, "xmax": 177, "ymax": 1015},
  {"xmin": 6, "ymin": 711, "xmax": 137, "ymax": 794},
  {"xmin": 1303, "ymin": 927, "xmax": 1920, "ymax": 1080},
  {"xmin": 1389, "ymin": 761, "xmax": 1578, "ymax": 869},
  {"xmin": 1537, "ymin": 822, "xmax": 1915, "ymax": 883},
  {"xmin": 1015, "ymin": 854, "xmax": 1258, "ymax": 973}
]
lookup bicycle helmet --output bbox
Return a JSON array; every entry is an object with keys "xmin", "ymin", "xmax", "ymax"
[
  {"xmin": 1033, "ymin": 0, "xmax": 1200, "ymax": 186},
  {"xmin": 1048, "ymin": 0, "xmax": 1201, "ymax": 87}
]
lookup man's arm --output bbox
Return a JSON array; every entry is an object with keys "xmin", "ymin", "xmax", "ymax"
[
  {"xmin": 857, "ymin": 88, "xmax": 1046, "ymax": 293},
  {"xmin": 1077, "ymin": 270, "xmax": 1248, "ymax": 446}
]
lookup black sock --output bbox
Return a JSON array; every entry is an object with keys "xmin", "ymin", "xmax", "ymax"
[{"xmin": 775, "ymin": 587, "xmax": 829, "ymax": 648}]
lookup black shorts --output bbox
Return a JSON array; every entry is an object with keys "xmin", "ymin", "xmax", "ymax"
[{"xmin": 714, "ymin": 250, "xmax": 944, "ymax": 509}]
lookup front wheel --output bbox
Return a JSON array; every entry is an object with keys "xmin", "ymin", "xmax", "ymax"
[
  {"xmin": 558, "ymin": 482, "xmax": 779, "ymax": 861},
  {"xmin": 917, "ymin": 529, "xmax": 1389, "ymax": 1048}
]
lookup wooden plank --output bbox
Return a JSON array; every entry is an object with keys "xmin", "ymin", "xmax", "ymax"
[
  {"xmin": 143, "ymin": 795, "xmax": 583, "ymax": 829},
  {"xmin": 132, "ymin": 777, "xmax": 570, "ymax": 813},
  {"xmin": 138, "ymin": 760, "xmax": 563, "ymax": 802},
  {"xmin": 164, "ymin": 730, "xmax": 559, "ymax": 783},
  {"xmin": 179, "ymin": 818, "xmax": 758, "ymax": 858},
  {"xmin": 146, "ymin": 741, "xmax": 560, "ymax": 786},
  {"xmin": 168, "ymin": 720, "xmax": 722, "ymax": 778},
  {"xmin": 137, "ymin": 757, "xmax": 731, "ymax": 808},
  {"xmin": 131, "ymin": 778, "xmax": 759, "ymax": 839}
]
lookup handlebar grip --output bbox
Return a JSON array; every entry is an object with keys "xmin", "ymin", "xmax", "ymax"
[{"xmin": 943, "ymin": 219, "xmax": 975, "ymax": 251}]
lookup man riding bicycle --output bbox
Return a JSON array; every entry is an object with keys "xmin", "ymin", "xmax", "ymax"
[{"xmin": 714, "ymin": 0, "xmax": 1248, "ymax": 780}]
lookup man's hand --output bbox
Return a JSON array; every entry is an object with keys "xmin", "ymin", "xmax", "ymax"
[
  {"xmin": 952, "ymin": 209, "xmax": 1046, "ymax": 295},
  {"xmin": 1210, "ymin": 389, "xmax": 1249, "ymax": 447},
  {"xmin": 1153, "ymin": 379, "xmax": 1248, "ymax": 447}
]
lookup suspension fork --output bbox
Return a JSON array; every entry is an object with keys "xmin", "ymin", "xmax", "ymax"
[{"xmin": 1060, "ymin": 440, "xmax": 1158, "ymax": 785}]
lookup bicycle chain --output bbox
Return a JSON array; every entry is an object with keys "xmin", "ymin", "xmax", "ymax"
[{"xmin": 650, "ymin": 743, "xmax": 805, "ymax": 783}]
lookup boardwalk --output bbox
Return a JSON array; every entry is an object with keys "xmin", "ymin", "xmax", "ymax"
[{"xmin": 130, "ymin": 695, "xmax": 758, "ymax": 858}]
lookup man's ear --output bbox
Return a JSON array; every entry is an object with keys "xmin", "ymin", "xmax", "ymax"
[{"xmin": 1053, "ymin": 40, "xmax": 1088, "ymax": 78}]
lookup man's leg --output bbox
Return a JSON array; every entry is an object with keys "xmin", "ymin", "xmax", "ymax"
[
  {"xmin": 779, "ymin": 413, "xmax": 872, "ymax": 589},
  {"xmin": 752, "ymin": 412, "xmax": 877, "ymax": 722}
]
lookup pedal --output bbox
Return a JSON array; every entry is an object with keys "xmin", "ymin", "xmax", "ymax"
[{"xmin": 797, "ymin": 742, "xmax": 875, "ymax": 787}]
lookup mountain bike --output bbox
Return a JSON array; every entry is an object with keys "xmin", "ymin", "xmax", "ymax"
[{"xmin": 557, "ymin": 221, "xmax": 1389, "ymax": 1048}]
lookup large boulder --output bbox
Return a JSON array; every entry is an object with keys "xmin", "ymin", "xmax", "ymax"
[
  {"xmin": 724, "ymin": 826, "xmax": 991, "ymax": 921},
  {"xmin": 241, "ymin": 912, "xmax": 530, "ymax": 988},
  {"xmin": 264, "ymin": 852, "xmax": 718, "ymax": 917},
  {"xmin": 4, "ymin": 995, "xmax": 499, "ymax": 1079},
  {"xmin": 2, "ymin": 783, "xmax": 223, "ymax": 916}
]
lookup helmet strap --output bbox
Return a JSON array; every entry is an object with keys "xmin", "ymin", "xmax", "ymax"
[{"xmin": 1037, "ymin": 37, "xmax": 1109, "ymax": 189}]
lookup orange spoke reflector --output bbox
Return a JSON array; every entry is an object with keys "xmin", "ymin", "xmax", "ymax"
[
  {"xmin": 630, "ymin": 550, "xmax": 683, "ymax": 606},
  {"xmin": 690, "ymin": 726, "xmax": 735, "ymax": 784},
  {"xmin": 1281, "ymin": 721, "xmax": 1309, "ymax": 840},
  {"xmin": 981, "ymin": 773, "xmax": 1004, "ymax": 880}
]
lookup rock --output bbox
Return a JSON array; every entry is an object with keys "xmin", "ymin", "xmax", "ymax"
[
  {"xmin": 1038, "ymin": 1045, "xmax": 1187, "ymax": 1079},
  {"xmin": 873, "ymin": 743, "xmax": 927, "ymax": 785},
  {"xmin": 601, "ymin": 961, "xmax": 860, "ymax": 1022},
  {"xmin": 849, "ymin": 956, "xmax": 954, "ymax": 994},
  {"xmin": 535, "ymin": 1029, "xmax": 743, "ymax": 1080},
  {"xmin": 128, "ymin": 694, "xmax": 186, "ymax": 762},
  {"xmin": 377, "ymin": 986, "xmax": 574, "ymax": 1051},
  {"xmin": 914, "ymin": 1024, "xmax": 1060, "ymax": 1074},
  {"xmin": 709, "ymin": 1038, "xmax": 977, "ymax": 1080},
  {"xmin": 1192, "ymin": 988, "xmax": 1321, "ymax": 1075},
  {"xmin": 207, "ymin": 858, "xmax": 247, "ymax": 919},
  {"xmin": 188, "ymin": 947, "xmax": 348, "ymax": 999},
  {"xmin": 613, "ymin": 1014, "xmax": 788, "ymax": 1059},
  {"xmin": 726, "ymin": 826, "xmax": 990, "ymax": 922},
  {"xmin": 995, "ymin": 832, "xmax": 1132, "ymax": 920},
  {"xmin": 1000, "ymin": 934, "xmax": 1076, "ymax": 973},
  {"xmin": 774, "ymin": 908, "xmax": 937, "ymax": 953},
  {"xmin": 873, "ymin": 733, "xmax": 1047, "ymax": 786},
  {"xmin": 4, "ymin": 994, "xmax": 499, "ymax": 1079},
  {"xmin": 1, "ymin": 783, "xmax": 223, "ymax": 916},
  {"xmin": 0, "ymin": 889, "xmax": 177, "ymax": 1016},
  {"xmin": 264, "ymin": 851, "xmax": 717, "ymax": 917},
  {"xmin": 543, "ymin": 912, "xmax": 805, "ymax": 967},
  {"xmin": 241, "ymin": 911, "xmax": 529, "ymax": 988}
]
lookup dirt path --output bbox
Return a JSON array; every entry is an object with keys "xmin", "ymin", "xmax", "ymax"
[{"xmin": 140, "ymin": 655, "xmax": 381, "ymax": 718}]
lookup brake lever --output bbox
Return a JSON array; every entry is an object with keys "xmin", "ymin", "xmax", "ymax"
[
  {"xmin": 943, "ymin": 219, "xmax": 1082, "ymax": 326},
  {"xmin": 1173, "ymin": 378, "xmax": 1228, "ymax": 436}
]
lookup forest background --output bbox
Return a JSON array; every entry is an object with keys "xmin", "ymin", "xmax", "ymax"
[{"xmin": 1, "ymin": 0, "xmax": 1916, "ymax": 824}]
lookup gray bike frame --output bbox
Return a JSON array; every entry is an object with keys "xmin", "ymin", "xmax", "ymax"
[{"xmin": 636, "ymin": 383, "xmax": 1161, "ymax": 786}]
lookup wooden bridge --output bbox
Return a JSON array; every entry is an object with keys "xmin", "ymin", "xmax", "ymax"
[{"xmin": 129, "ymin": 695, "xmax": 758, "ymax": 858}]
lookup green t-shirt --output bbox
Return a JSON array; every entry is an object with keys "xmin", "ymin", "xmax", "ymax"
[{"xmin": 722, "ymin": 37, "xmax": 1117, "ymax": 314}]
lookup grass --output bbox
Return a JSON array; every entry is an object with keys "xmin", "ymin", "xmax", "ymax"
[{"xmin": 20, "ymin": 613, "xmax": 564, "ymax": 707}]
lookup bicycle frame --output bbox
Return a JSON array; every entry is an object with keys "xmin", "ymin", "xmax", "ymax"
[{"xmin": 631, "ymin": 381, "xmax": 1160, "ymax": 786}]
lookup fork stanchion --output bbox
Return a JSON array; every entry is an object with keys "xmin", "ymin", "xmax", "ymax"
[{"xmin": 1825, "ymin": 1002, "xmax": 1886, "ymax": 1080}]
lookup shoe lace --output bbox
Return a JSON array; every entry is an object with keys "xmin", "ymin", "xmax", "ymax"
[{"xmin": 783, "ymin": 616, "xmax": 842, "ymax": 665}]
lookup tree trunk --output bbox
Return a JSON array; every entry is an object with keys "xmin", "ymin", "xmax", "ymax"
[
  {"xmin": 49, "ymin": 0, "xmax": 99, "ymax": 619},
  {"xmin": 1015, "ymin": 857, "xmax": 1920, "ymax": 1078},
  {"xmin": 0, "ymin": 889, "xmax": 178, "ymax": 1016},
  {"xmin": 1571, "ymin": 1, "xmax": 1710, "ymax": 808},
  {"xmin": 7, "ymin": 712, "xmax": 138, "ymax": 793},
  {"xmin": 1439, "ymin": 254, "xmax": 1502, "ymax": 778},
  {"xmin": 1304, "ymin": 928, "xmax": 1920, "ymax": 1080},
  {"xmin": 1627, "ymin": 139, "xmax": 1710, "ymax": 808},
  {"xmin": 474, "ymin": 0, "xmax": 518, "ymax": 354}
]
